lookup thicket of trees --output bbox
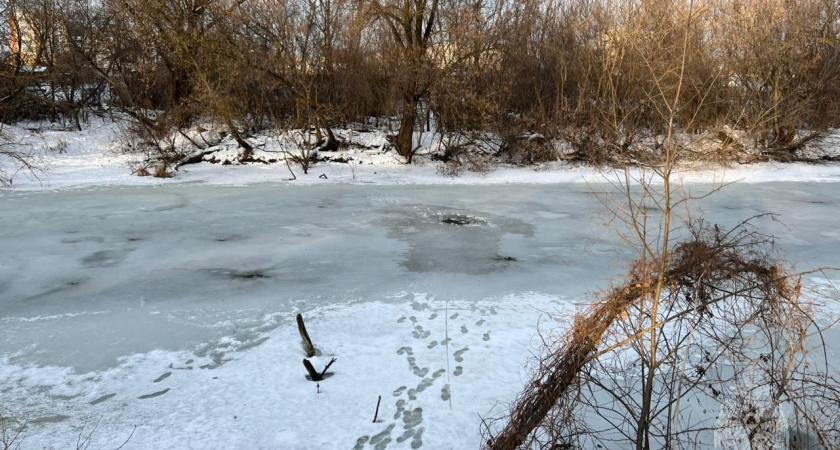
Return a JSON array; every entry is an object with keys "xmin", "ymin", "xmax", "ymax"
[{"xmin": 2, "ymin": 0, "xmax": 840, "ymax": 165}]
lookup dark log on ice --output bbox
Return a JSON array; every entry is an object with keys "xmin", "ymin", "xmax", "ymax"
[
  {"xmin": 297, "ymin": 314, "xmax": 316, "ymax": 357},
  {"xmin": 303, "ymin": 357, "xmax": 337, "ymax": 382},
  {"xmin": 303, "ymin": 359, "xmax": 320, "ymax": 381}
]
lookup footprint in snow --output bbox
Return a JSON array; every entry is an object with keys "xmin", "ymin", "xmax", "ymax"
[
  {"xmin": 397, "ymin": 429, "xmax": 416, "ymax": 443},
  {"xmin": 394, "ymin": 399, "xmax": 406, "ymax": 420},
  {"xmin": 398, "ymin": 427, "xmax": 425, "ymax": 449},
  {"xmin": 368, "ymin": 424, "xmax": 395, "ymax": 450},
  {"xmin": 440, "ymin": 384, "xmax": 451, "ymax": 401},
  {"xmin": 411, "ymin": 427, "xmax": 424, "ymax": 449},
  {"xmin": 353, "ymin": 436, "xmax": 369, "ymax": 450},
  {"xmin": 414, "ymin": 377, "xmax": 434, "ymax": 394},
  {"xmin": 402, "ymin": 407, "xmax": 423, "ymax": 429},
  {"xmin": 454, "ymin": 347, "xmax": 469, "ymax": 362},
  {"xmin": 412, "ymin": 325, "xmax": 431, "ymax": 339}
]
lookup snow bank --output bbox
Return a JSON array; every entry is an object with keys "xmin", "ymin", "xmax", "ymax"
[{"xmin": 3, "ymin": 120, "xmax": 840, "ymax": 191}]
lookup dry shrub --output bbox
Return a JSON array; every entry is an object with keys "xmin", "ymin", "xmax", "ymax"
[
  {"xmin": 556, "ymin": 127, "xmax": 627, "ymax": 167},
  {"xmin": 468, "ymin": 157, "xmax": 493, "ymax": 175},
  {"xmin": 436, "ymin": 161, "xmax": 466, "ymax": 178},
  {"xmin": 435, "ymin": 149, "xmax": 494, "ymax": 177},
  {"xmin": 483, "ymin": 221, "xmax": 840, "ymax": 449},
  {"xmin": 497, "ymin": 133, "xmax": 559, "ymax": 166},
  {"xmin": 153, "ymin": 165, "xmax": 171, "ymax": 178}
]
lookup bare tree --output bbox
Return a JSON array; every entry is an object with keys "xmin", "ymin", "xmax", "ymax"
[{"xmin": 366, "ymin": 0, "xmax": 441, "ymax": 162}]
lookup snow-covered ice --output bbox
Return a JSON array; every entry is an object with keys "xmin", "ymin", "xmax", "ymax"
[
  {"xmin": 2, "ymin": 121, "xmax": 840, "ymax": 449},
  {"xmin": 1, "ymin": 181, "xmax": 839, "ymax": 449}
]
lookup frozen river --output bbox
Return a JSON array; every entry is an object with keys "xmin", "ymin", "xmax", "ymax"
[{"xmin": 1, "ymin": 182, "xmax": 839, "ymax": 449}]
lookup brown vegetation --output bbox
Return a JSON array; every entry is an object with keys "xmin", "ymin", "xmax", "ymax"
[
  {"xmin": 483, "ymin": 3, "xmax": 840, "ymax": 448},
  {"xmin": 483, "ymin": 222, "xmax": 840, "ymax": 449},
  {"xmin": 0, "ymin": 0, "xmax": 836, "ymax": 170}
]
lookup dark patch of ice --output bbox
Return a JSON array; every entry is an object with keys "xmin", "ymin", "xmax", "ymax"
[
  {"xmin": 138, "ymin": 388, "xmax": 170, "ymax": 399},
  {"xmin": 89, "ymin": 393, "xmax": 116, "ymax": 405},
  {"xmin": 81, "ymin": 249, "xmax": 132, "ymax": 268},
  {"xmin": 153, "ymin": 372, "xmax": 172, "ymax": 383}
]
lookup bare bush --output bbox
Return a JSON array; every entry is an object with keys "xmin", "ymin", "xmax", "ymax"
[
  {"xmin": 483, "ymin": 221, "xmax": 840, "ymax": 449},
  {"xmin": 284, "ymin": 129, "xmax": 322, "ymax": 176},
  {"xmin": 0, "ymin": 127, "xmax": 40, "ymax": 186}
]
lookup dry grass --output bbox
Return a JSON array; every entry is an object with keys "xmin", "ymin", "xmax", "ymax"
[{"xmin": 153, "ymin": 165, "xmax": 171, "ymax": 178}]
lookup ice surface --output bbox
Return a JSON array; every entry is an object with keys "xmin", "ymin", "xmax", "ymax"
[
  {"xmin": 0, "ymin": 183, "xmax": 631, "ymax": 371},
  {"xmin": 1, "ymin": 182, "xmax": 839, "ymax": 449}
]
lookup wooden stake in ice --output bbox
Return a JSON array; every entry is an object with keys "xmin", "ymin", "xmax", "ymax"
[{"xmin": 373, "ymin": 396, "xmax": 382, "ymax": 423}]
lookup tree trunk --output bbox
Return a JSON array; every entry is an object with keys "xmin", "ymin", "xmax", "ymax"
[
  {"xmin": 225, "ymin": 117, "xmax": 253, "ymax": 160},
  {"xmin": 396, "ymin": 99, "xmax": 418, "ymax": 163}
]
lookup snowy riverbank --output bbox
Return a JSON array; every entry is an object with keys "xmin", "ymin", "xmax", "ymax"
[{"xmin": 4, "ymin": 120, "xmax": 840, "ymax": 192}]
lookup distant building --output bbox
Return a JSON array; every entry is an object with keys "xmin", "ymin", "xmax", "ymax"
[
  {"xmin": 8, "ymin": 10, "xmax": 80, "ymax": 68},
  {"xmin": 8, "ymin": 12, "xmax": 41, "ymax": 67}
]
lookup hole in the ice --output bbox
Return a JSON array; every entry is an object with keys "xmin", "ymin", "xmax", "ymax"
[
  {"xmin": 440, "ymin": 214, "xmax": 487, "ymax": 226},
  {"xmin": 384, "ymin": 205, "xmax": 535, "ymax": 275},
  {"xmin": 235, "ymin": 271, "xmax": 269, "ymax": 279},
  {"xmin": 493, "ymin": 255, "xmax": 517, "ymax": 262},
  {"xmin": 206, "ymin": 268, "xmax": 271, "ymax": 280},
  {"xmin": 213, "ymin": 234, "xmax": 246, "ymax": 242}
]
